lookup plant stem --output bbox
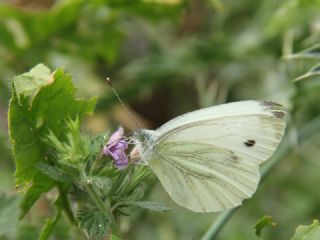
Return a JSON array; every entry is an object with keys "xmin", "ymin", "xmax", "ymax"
[
  {"xmin": 84, "ymin": 183, "xmax": 107, "ymax": 213},
  {"xmin": 201, "ymin": 115, "xmax": 320, "ymax": 240},
  {"xmin": 86, "ymin": 182, "xmax": 116, "ymax": 223}
]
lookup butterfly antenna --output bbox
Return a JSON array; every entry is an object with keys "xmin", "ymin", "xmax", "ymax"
[{"xmin": 106, "ymin": 77, "xmax": 140, "ymax": 130}]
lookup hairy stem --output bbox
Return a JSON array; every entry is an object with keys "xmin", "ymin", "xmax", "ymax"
[
  {"xmin": 201, "ymin": 115, "xmax": 320, "ymax": 240},
  {"xmin": 86, "ymin": 182, "xmax": 117, "ymax": 222},
  {"xmin": 84, "ymin": 182, "xmax": 107, "ymax": 213}
]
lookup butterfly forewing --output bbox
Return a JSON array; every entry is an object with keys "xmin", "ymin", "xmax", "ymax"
[{"xmin": 146, "ymin": 101, "xmax": 285, "ymax": 212}]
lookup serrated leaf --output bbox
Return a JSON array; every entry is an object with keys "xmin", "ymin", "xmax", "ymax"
[
  {"xmin": 8, "ymin": 64, "xmax": 96, "ymax": 218},
  {"xmin": 36, "ymin": 163, "xmax": 74, "ymax": 182},
  {"xmin": 0, "ymin": 195, "xmax": 20, "ymax": 239},
  {"xmin": 125, "ymin": 201, "xmax": 171, "ymax": 212},
  {"xmin": 45, "ymin": 117, "xmax": 90, "ymax": 166},
  {"xmin": 77, "ymin": 209, "xmax": 110, "ymax": 238},
  {"xmin": 254, "ymin": 215, "xmax": 276, "ymax": 239},
  {"xmin": 290, "ymin": 220, "xmax": 320, "ymax": 240}
]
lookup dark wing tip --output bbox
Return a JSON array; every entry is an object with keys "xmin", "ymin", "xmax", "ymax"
[
  {"xmin": 272, "ymin": 111, "xmax": 285, "ymax": 119},
  {"xmin": 260, "ymin": 100, "xmax": 286, "ymax": 119},
  {"xmin": 260, "ymin": 100, "xmax": 283, "ymax": 108}
]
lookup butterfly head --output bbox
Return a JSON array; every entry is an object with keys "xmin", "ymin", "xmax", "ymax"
[{"xmin": 129, "ymin": 129, "xmax": 159, "ymax": 164}]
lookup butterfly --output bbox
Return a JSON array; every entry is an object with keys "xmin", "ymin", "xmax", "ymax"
[{"xmin": 129, "ymin": 100, "xmax": 286, "ymax": 212}]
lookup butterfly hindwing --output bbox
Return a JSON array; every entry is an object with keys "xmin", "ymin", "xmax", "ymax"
[{"xmin": 150, "ymin": 141, "xmax": 260, "ymax": 212}]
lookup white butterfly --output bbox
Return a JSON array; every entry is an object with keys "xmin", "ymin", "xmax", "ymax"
[{"xmin": 130, "ymin": 100, "xmax": 286, "ymax": 212}]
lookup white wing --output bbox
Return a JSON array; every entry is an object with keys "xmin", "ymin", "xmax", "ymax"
[{"xmin": 148, "ymin": 100, "xmax": 285, "ymax": 212}]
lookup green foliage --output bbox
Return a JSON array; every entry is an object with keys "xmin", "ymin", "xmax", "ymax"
[
  {"xmin": 254, "ymin": 215, "xmax": 277, "ymax": 239},
  {"xmin": 8, "ymin": 64, "xmax": 96, "ymax": 228},
  {"xmin": 7, "ymin": 64, "xmax": 168, "ymax": 239},
  {"xmin": 285, "ymin": 45, "xmax": 320, "ymax": 60},
  {"xmin": 266, "ymin": 0, "xmax": 320, "ymax": 37},
  {"xmin": 8, "ymin": 64, "xmax": 96, "ymax": 219},
  {"xmin": 1, "ymin": 0, "xmax": 320, "ymax": 239},
  {"xmin": 45, "ymin": 117, "xmax": 90, "ymax": 167},
  {"xmin": 124, "ymin": 201, "xmax": 171, "ymax": 212},
  {"xmin": 36, "ymin": 163, "xmax": 75, "ymax": 182},
  {"xmin": 0, "ymin": 195, "xmax": 20, "ymax": 239},
  {"xmin": 13, "ymin": 64, "xmax": 52, "ymax": 98},
  {"xmin": 9, "ymin": 64, "xmax": 96, "ymax": 186},
  {"xmin": 253, "ymin": 218, "xmax": 320, "ymax": 240},
  {"xmin": 39, "ymin": 196, "xmax": 62, "ymax": 240},
  {"xmin": 77, "ymin": 209, "xmax": 110, "ymax": 239},
  {"xmin": 287, "ymin": 44, "xmax": 320, "ymax": 82},
  {"xmin": 290, "ymin": 220, "xmax": 320, "ymax": 240},
  {"xmin": 294, "ymin": 63, "xmax": 320, "ymax": 82},
  {"xmin": 85, "ymin": 175, "xmax": 112, "ymax": 189}
]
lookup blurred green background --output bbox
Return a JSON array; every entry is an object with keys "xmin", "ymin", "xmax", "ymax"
[{"xmin": 1, "ymin": 0, "xmax": 320, "ymax": 239}]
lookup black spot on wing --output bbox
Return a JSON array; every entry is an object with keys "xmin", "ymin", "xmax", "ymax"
[{"xmin": 244, "ymin": 139, "xmax": 256, "ymax": 147}]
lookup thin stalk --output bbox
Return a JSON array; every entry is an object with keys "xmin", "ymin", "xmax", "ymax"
[
  {"xmin": 84, "ymin": 183, "xmax": 114, "ymax": 223},
  {"xmin": 202, "ymin": 115, "xmax": 320, "ymax": 240},
  {"xmin": 83, "ymin": 183, "xmax": 107, "ymax": 213},
  {"xmin": 84, "ymin": 182, "xmax": 120, "ymax": 237}
]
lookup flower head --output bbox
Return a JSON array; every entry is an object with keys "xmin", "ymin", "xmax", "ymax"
[{"xmin": 103, "ymin": 127, "xmax": 128, "ymax": 169}]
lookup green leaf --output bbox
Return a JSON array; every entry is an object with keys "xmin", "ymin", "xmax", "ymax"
[
  {"xmin": 39, "ymin": 205, "xmax": 61, "ymax": 240},
  {"xmin": 45, "ymin": 117, "xmax": 90, "ymax": 167},
  {"xmin": 290, "ymin": 220, "xmax": 320, "ymax": 240},
  {"xmin": 36, "ymin": 163, "xmax": 75, "ymax": 182},
  {"xmin": 0, "ymin": 195, "xmax": 20, "ymax": 239},
  {"xmin": 19, "ymin": 174, "xmax": 55, "ymax": 219},
  {"xmin": 8, "ymin": 64, "xmax": 96, "ymax": 218},
  {"xmin": 77, "ymin": 209, "xmax": 110, "ymax": 238},
  {"xmin": 39, "ymin": 184, "xmax": 71, "ymax": 240},
  {"xmin": 254, "ymin": 215, "xmax": 277, "ymax": 239},
  {"xmin": 57, "ymin": 184, "xmax": 76, "ymax": 224},
  {"xmin": 13, "ymin": 63, "xmax": 52, "ymax": 98},
  {"xmin": 125, "ymin": 201, "xmax": 171, "ymax": 212}
]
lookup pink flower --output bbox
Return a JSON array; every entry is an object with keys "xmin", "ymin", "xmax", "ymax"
[{"xmin": 103, "ymin": 127, "xmax": 128, "ymax": 169}]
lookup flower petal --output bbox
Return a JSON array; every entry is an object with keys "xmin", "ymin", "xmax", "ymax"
[
  {"xmin": 107, "ymin": 127, "xmax": 125, "ymax": 147},
  {"xmin": 103, "ymin": 127, "xmax": 129, "ymax": 169}
]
